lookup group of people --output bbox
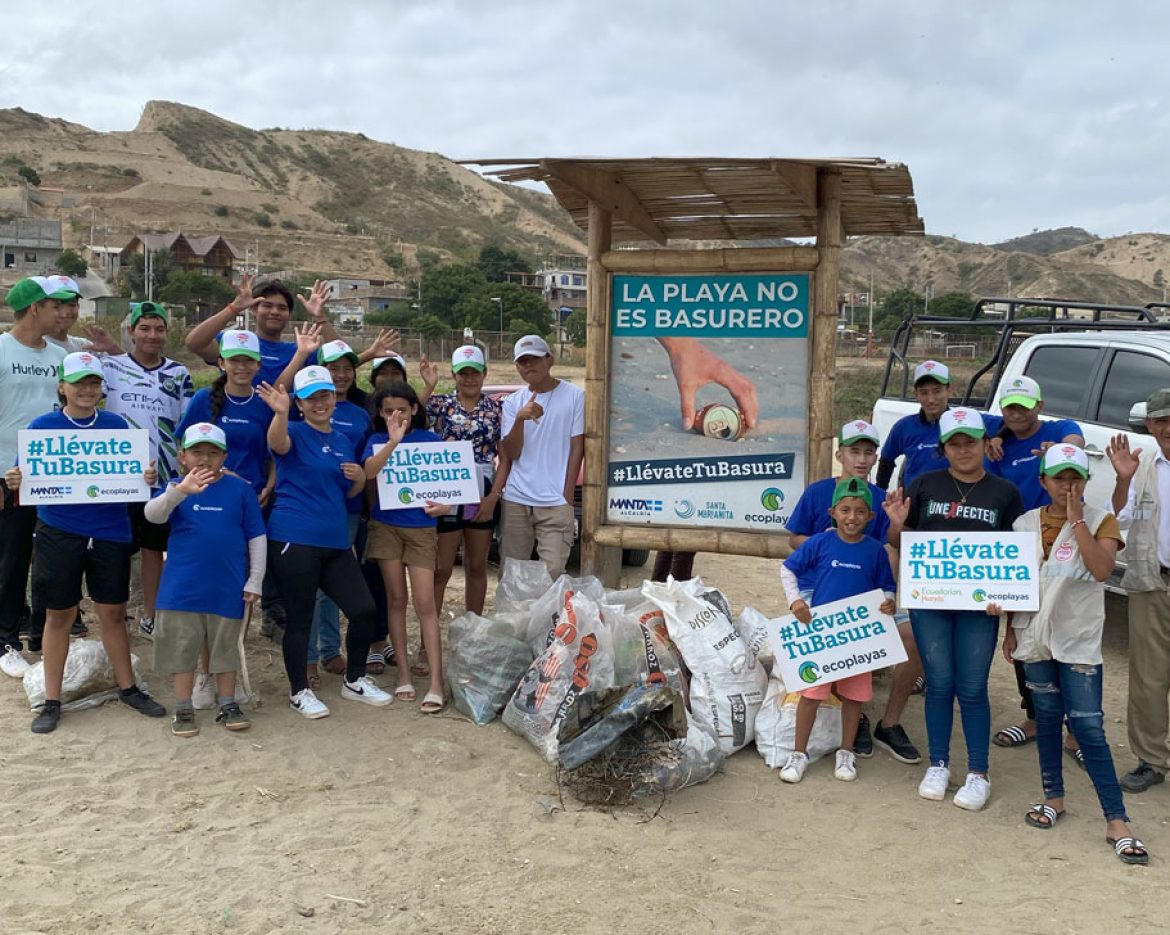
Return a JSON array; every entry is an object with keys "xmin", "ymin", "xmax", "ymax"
[
  {"xmin": 779, "ymin": 359, "xmax": 1162, "ymax": 865},
  {"xmin": 0, "ymin": 275, "xmax": 584, "ymax": 736}
]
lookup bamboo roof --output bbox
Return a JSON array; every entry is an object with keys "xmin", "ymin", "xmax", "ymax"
[{"xmin": 463, "ymin": 157, "xmax": 923, "ymax": 244}]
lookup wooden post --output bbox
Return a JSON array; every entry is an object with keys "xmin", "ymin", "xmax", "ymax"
[
  {"xmin": 809, "ymin": 169, "xmax": 842, "ymax": 481},
  {"xmin": 581, "ymin": 201, "xmax": 622, "ymax": 585}
]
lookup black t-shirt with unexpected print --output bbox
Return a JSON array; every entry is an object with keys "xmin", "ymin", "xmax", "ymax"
[{"xmin": 905, "ymin": 469, "xmax": 1024, "ymax": 532}]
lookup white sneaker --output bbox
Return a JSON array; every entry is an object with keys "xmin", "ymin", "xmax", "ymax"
[
  {"xmin": 0, "ymin": 645, "xmax": 30, "ymax": 678},
  {"xmin": 918, "ymin": 763, "xmax": 951, "ymax": 800},
  {"xmin": 779, "ymin": 751, "xmax": 809, "ymax": 783},
  {"xmin": 953, "ymin": 772, "xmax": 991, "ymax": 811},
  {"xmin": 192, "ymin": 672, "xmax": 216, "ymax": 710},
  {"xmin": 138, "ymin": 617, "xmax": 155, "ymax": 641},
  {"xmin": 289, "ymin": 688, "xmax": 330, "ymax": 719},
  {"xmin": 341, "ymin": 676, "xmax": 392, "ymax": 707},
  {"xmin": 834, "ymin": 748, "xmax": 858, "ymax": 782}
]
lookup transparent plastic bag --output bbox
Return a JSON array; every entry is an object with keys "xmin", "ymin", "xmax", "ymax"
[
  {"xmin": 495, "ymin": 559, "xmax": 554, "ymax": 614},
  {"xmin": 446, "ymin": 613, "xmax": 533, "ymax": 726},
  {"xmin": 734, "ymin": 606, "xmax": 776, "ymax": 674},
  {"xmin": 22, "ymin": 640, "xmax": 148, "ymax": 711},
  {"xmin": 525, "ymin": 572, "xmax": 607, "ymax": 651}
]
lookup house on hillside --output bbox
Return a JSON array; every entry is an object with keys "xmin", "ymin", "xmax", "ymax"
[
  {"xmin": 1, "ymin": 218, "xmax": 63, "ymax": 276},
  {"xmin": 539, "ymin": 254, "xmax": 587, "ymax": 311},
  {"xmin": 120, "ymin": 231, "xmax": 241, "ymax": 280}
]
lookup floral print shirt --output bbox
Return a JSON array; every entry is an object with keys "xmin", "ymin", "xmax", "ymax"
[{"xmin": 426, "ymin": 392, "xmax": 502, "ymax": 465}]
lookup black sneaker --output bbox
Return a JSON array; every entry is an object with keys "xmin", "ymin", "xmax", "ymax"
[
  {"xmin": 216, "ymin": 702, "xmax": 251, "ymax": 732},
  {"xmin": 1120, "ymin": 762, "xmax": 1166, "ymax": 793},
  {"xmin": 874, "ymin": 720, "xmax": 921, "ymax": 764},
  {"xmin": 120, "ymin": 686, "xmax": 166, "ymax": 718},
  {"xmin": 853, "ymin": 712, "xmax": 874, "ymax": 758},
  {"xmin": 171, "ymin": 708, "xmax": 199, "ymax": 738},
  {"xmin": 32, "ymin": 702, "xmax": 61, "ymax": 734}
]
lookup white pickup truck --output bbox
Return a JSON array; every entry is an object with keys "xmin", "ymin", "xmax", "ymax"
[{"xmin": 870, "ymin": 298, "xmax": 1170, "ymax": 583}]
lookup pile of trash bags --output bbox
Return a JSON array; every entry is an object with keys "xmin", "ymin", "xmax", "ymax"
[{"xmin": 448, "ymin": 559, "xmax": 839, "ymax": 800}]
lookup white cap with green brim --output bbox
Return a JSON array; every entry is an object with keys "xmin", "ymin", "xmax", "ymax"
[
  {"xmin": 182, "ymin": 422, "xmax": 228, "ymax": 451},
  {"xmin": 452, "ymin": 344, "xmax": 486, "ymax": 372},
  {"xmin": 938, "ymin": 406, "xmax": 986, "ymax": 442},
  {"xmin": 318, "ymin": 339, "xmax": 359, "ymax": 366},
  {"xmin": 371, "ymin": 353, "xmax": 407, "ymax": 376},
  {"xmin": 219, "ymin": 329, "xmax": 261, "ymax": 360},
  {"xmin": 60, "ymin": 351, "xmax": 105, "ymax": 383},
  {"xmin": 914, "ymin": 360, "xmax": 950, "ymax": 385},
  {"xmin": 294, "ymin": 365, "xmax": 335, "ymax": 398},
  {"xmin": 839, "ymin": 419, "xmax": 880, "ymax": 446},
  {"xmin": 999, "ymin": 375, "xmax": 1042, "ymax": 409},
  {"xmin": 1040, "ymin": 444, "xmax": 1089, "ymax": 478}
]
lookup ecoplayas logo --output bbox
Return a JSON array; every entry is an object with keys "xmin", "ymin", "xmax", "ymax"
[
  {"xmin": 398, "ymin": 487, "xmax": 414, "ymax": 504},
  {"xmin": 86, "ymin": 485, "xmax": 100, "ymax": 498},
  {"xmin": 972, "ymin": 589, "xmax": 987, "ymax": 603},
  {"xmin": 760, "ymin": 487, "xmax": 784, "ymax": 511},
  {"xmin": 799, "ymin": 661, "xmax": 819, "ymax": 684}
]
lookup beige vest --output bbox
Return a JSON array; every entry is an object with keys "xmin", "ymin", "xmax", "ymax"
[{"xmin": 1120, "ymin": 450, "xmax": 1164, "ymax": 593}]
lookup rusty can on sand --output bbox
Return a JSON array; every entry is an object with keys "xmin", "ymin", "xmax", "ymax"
[{"xmin": 692, "ymin": 403, "xmax": 745, "ymax": 440}]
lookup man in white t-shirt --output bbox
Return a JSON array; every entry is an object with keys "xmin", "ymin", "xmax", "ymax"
[
  {"xmin": 0, "ymin": 278, "xmax": 69, "ymax": 677},
  {"xmin": 499, "ymin": 335, "xmax": 585, "ymax": 579}
]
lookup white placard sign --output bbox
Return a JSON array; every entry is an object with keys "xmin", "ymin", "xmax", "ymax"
[
  {"xmin": 899, "ymin": 531, "xmax": 1040, "ymax": 611},
  {"xmin": 766, "ymin": 589, "xmax": 908, "ymax": 690},
  {"xmin": 374, "ymin": 440, "xmax": 481, "ymax": 510},
  {"xmin": 17, "ymin": 428, "xmax": 151, "ymax": 504}
]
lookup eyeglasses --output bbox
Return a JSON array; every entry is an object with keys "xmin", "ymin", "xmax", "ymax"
[{"xmin": 257, "ymin": 301, "xmax": 290, "ymax": 313}]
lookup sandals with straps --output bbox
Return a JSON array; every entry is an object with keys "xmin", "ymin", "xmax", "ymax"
[
  {"xmin": 1025, "ymin": 803, "xmax": 1065, "ymax": 830},
  {"xmin": 1064, "ymin": 745, "xmax": 1087, "ymax": 772},
  {"xmin": 1108, "ymin": 836, "xmax": 1149, "ymax": 865},
  {"xmin": 993, "ymin": 725, "xmax": 1035, "ymax": 748}
]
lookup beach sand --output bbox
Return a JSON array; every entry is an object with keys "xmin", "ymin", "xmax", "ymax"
[{"xmin": 1, "ymin": 555, "xmax": 1163, "ymax": 934}]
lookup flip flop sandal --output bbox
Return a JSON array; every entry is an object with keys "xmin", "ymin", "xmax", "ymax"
[
  {"xmin": 1065, "ymin": 746, "xmax": 1088, "ymax": 772},
  {"xmin": 1108, "ymin": 836, "xmax": 1149, "ymax": 865},
  {"xmin": 395, "ymin": 683, "xmax": 416, "ymax": 702},
  {"xmin": 1025, "ymin": 803, "xmax": 1065, "ymax": 830},
  {"xmin": 420, "ymin": 691, "xmax": 445, "ymax": 714},
  {"xmin": 993, "ymin": 725, "xmax": 1035, "ymax": 748},
  {"xmin": 365, "ymin": 652, "xmax": 385, "ymax": 675}
]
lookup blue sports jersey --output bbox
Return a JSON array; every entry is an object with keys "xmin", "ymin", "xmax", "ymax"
[
  {"xmin": 988, "ymin": 418, "xmax": 1083, "ymax": 510},
  {"xmin": 786, "ymin": 477, "xmax": 890, "ymax": 590},
  {"xmin": 332, "ymin": 399, "xmax": 373, "ymax": 516},
  {"xmin": 178, "ymin": 387, "xmax": 273, "ymax": 496},
  {"xmin": 154, "ymin": 473, "xmax": 266, "ymax": 619},
  {"xmin": 783, "ymin": 530, "xmax": 897, "ymax": 607},
  {"xmin": 27, "ymin": 410, "xmax": 135, "ymax": 543},
  {"xmin": 267, "ymin": 421, "xmax": 357, "ymax": 549},
  {"xmin": 363, "ymin": 428, "xmax": 441, "ymax": 528}
]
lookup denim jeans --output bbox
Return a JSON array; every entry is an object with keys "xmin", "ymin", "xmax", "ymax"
[
  {"xmin": 1022, "ymin": 659, "xmax": 1129, "ymax": 821},
  {"xmin": 308, "ymin": 514, "xmax": 361, "ymax": 664},
  {"xmin": 910, "ymin": 609, "xmax": 999, "ymax": 772}
]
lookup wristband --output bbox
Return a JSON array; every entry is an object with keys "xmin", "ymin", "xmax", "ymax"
[{"xmin": 1070, "ymin": 519, "xmax": 1086, "ymax": 530}]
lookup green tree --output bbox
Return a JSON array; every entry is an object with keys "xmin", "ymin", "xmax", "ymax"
[
  {"xmin": 55, "ymin": 248, "xmax": 88, "ymax": 278},
  {"xmin": 414, "ymin": 313, "xmax": 448, "ymax": 340},
  {"xmin": 121, "ymin": 250, "xmax": 175, "ymax": 299},
  {"xmin": 421, "ymin": 263, "xmax": 488, "ymax": 323},
  {"xmin": 17, "ymin": 165, "xmax": 40, "ymax": 187},
  {"xmin": 476, "ymin": 244, "xmax": 531, "ymax": 282},
  {"xmin": 158, "ymin": 270, "xmax": 235, "ymax": 309},
  {"xmin": 928, "ymin": 291, "xmax": 977, "ymax": 319},
  {"xmin": 565, "ymin": 309, "xmax": 587, "ymax": 346}
]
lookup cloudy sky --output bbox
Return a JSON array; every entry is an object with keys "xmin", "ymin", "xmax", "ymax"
[{"xmin": 4, "ymin": 1, "xmax": 1167, "ymax": 243}]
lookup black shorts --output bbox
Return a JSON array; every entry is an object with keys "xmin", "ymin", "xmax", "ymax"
[
  {"xmin": 437, "ymin": 505, "xmax": 498, "ymax": 534},
  {"xmin": 33, "ymin": 522, "xmax": 132, "ymax": 609},
  {"xmin": 129, "ymin": 499, "xmax": 170, "ymax": 552}
]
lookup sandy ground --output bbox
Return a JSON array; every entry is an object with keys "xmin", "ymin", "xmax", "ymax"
[{"xmin": 1, "ymin": 551, "xmax": 1164, "ymax": 935}]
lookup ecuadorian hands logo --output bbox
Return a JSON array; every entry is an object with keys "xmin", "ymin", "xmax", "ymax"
[
  {"xmin": 398, "ymin": 487, "xmax": 414, "ymax": 504},
  {"xmin": 86, "ymin": 485, "xmax": 100, "ymax": 499},
  {"xmin": 972, "ymin": 589, "xmax": 987, "ymax": 603},
  {"xmin": 761, "ymin": 487, "xmax": 784, "ymax": 511},
  {"xmin": 798, "ymin": 661, "xmax": 820, "ymax": 684}
]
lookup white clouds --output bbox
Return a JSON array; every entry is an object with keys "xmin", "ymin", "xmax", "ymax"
[{"xmin": 5, "ymin": 0, "xmax": 1169, "ymax": 242}]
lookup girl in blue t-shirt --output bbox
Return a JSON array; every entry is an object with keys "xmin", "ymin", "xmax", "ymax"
[
  {"xmin": 362, "ymin": 381, "xmax": 448, "ymax": 713},
  {"xmin": 258, "ymin": 360, "xmax": 391, "ymax": 719},
  {"xmin": 4, "ymin": 352, "xmax": 165, "ymax": 734}
]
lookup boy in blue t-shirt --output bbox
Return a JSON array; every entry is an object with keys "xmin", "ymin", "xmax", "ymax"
[
  {"xmin": 779, "ymin": 477, "xmax": 898, "ymax": 784},
  {"xmin": 876, "ymin": 360, "xmax": 952, "ymax": 489},
  {"xmin": 145, "ymin": 423, "xmax": 266, "ymax": 737},
  {"xmin": 787, "ymin": 419, "xmax": 921, "ymax": 765}
]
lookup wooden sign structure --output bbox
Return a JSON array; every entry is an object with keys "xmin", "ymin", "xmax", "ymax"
[{"xmin": 466, "ymin": 158, "xmax": 922, "ymax": 584}]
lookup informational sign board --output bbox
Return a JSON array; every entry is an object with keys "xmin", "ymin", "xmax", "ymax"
[
  {"xmin": 899, "ymin": 531, "xmax": 1040, "ymax": 611},
  {"xmin": 17, "ymin": 428, "xmax": 151, "ymax": 504},
  {"xmin": 606, "ymin": 272, "xmax": 809, "ymax": 531},
  {"xmin": 374, "ymin": 440, "xmax": 481, "ymax": 510}
]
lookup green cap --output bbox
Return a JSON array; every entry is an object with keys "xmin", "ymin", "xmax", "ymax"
[
  {"xmin": 1147, "ymin": 388, "xmax": 1170, "ymax": 420},
  {"xmin": 831, "ymin": 476, "xmax": 873, "ymax": 510},
  {"xmin": 130, "ymin": 301, "xmax": 169, "ymax": 326},
  {"xmin": 5, "ymin": 276, "xmax": 79, "ymax": 312}
]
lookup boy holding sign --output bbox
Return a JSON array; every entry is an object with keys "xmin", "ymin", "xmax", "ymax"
[
  {"xmin": 778, "ymin": 477, "xmax": 898, "ymax": 783},
  {"xmin": 5, "ymin": 353, "xmax": 165, "ymax": 733}
]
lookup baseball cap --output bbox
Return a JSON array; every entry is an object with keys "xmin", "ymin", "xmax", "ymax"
[
  {"xmin": 999, "ymin": 375, "xmax": 1042, "ymax": 410},
  {"xmin": 1040, "ymin": 443, "xmax": 1089, "ymax": 479},
  {"xmin": 513, "ymin": 335, "xmax": 551, "ymax": 360},
  {"xmin": 1146, "ymin": 388, "xmax": 1170, "ymax": 419},
  {"xmin": 839, "ymin": 419, "xmax": 880, "ymax": 446},
  {"xmin": 219, "ymin": 329, "xmax": 261, "ymax": 360},
  {"xmin": 5, "ymin": 275, "xmax": 81, "ymax": 312},
  {"xmin": 318, "ymin": 339, "xmax": 359, "ymax": 366},
  {"xmin": 293, "ymin": 365, "xmax": 335, "ymax": 398},
  {"xmin": 371, "ymin": 354, "xmax": 407, "ymax": 378},
  {"xmin": 130, "ymin": 300, "xmax": 168, "ymax": 326},
  {"xmin": 913, "ymin": 360, "xmax": 950, "ymax": 386},
  {"xmin": 60, "ymin": 351, "xmax": 105, "ymax": 383},
  {"xmin": 831, "ymin": 476, "xmax": 873, "ymax": 510},
  {"xmin": 452, "ymin": 344, "xmax": 486, "ymax": 372},
  {"xmin": 938, "ymin": 406, "xmax": 986, "ymax": 442},
  {"xmin": 181, "ymin": 422, "xmax": 228, "ymax": 451}
]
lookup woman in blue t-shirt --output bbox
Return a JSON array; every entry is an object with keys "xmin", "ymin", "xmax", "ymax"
[
  {"xmin": 258, "ymin": 363, "xmax": 391, "ymax": 719},
  {"xmin": 4, "ymin": 352, "xmax": 165, "ymax": 733},
  {"xmin": 362, "ymin": 381, "xmax": 448, "ymax": 713}
]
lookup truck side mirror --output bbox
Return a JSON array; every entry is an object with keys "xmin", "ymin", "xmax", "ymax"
[{"xmin": 1129, "ymin": 402, "xmax": 1149, "ymax": 434}]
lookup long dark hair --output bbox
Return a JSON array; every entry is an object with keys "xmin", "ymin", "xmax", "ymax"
[
  {"xmin": 209, "ymin": 372, "xmax": 229, "ymax": 422},
  {"xmin": 371, "ymin": 380, "xmax": 428, "ymax": 433}
]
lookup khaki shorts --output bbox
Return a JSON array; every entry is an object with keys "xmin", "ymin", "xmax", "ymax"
[
  {"xmin": 365, "ymin": 519, "xmax": 438, "ymax": 569},
  {"xmin": 153, "ymin": 610, "xmax": 243, "ymax": 675}
]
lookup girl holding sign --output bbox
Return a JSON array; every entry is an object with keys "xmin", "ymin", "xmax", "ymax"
[
  {"xmin": 991, "ymin": 445, "xmax": 1146, "ymax": 864},
  {"xmin": 362, "ymin": 381, "xmax": 448, "ymax": 712},
  {"xmin": 5, "ymin": 352, "xmax": 166, "ymax": 733},
  {"xmin": 259, "ymin": 366, "xmax": 390, "ymax": 718},
  {"xmin": 885, "ymin": 407, "xmax": 1023, "ymax": 811},
  {"xmin": 420, "ymin": 345, "xmax": 506, "ymax": 618}
]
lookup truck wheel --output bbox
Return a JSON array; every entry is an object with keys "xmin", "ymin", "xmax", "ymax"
[{"xmin": 622, "ymin": 548, "xmax": 650, "ymax": 567}]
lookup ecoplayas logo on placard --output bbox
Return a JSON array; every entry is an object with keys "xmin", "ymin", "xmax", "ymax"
[
  {"xmin": 398, "ymin": 487, "xmax": 414, "ymax": 504},
  {"xmin": 760, "ymin": 487, "xmax": 784, "ymax": 511},
  {"xmin": 799, "ymin": 661, "xmax": 820, "ymax": 684},
  {"xmin": 972, "ymin": 589, "xmax": 987, "ymax": 603},
  {"xmin": 86, "ymin": 485, "xmax": 100, "ymax": 498}
]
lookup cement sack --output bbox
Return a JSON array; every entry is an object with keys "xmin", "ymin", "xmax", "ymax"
[{"xmin": 754, "ymin": 675, "xmax": 842, "ymax": 768}]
